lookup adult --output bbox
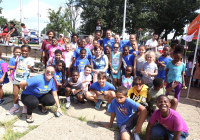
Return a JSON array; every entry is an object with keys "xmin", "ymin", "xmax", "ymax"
[
  {"xmin": 145, "ymin": 33, "xmax": 158, "ymax": 53},
  {"xmin": 5, "ymin": 21, "xmax": 18, "ymax": 45},
  {"xmin": 94, "ymin": 31, "xmax": 103, "ymax": 46},
  {"xmin": 71, "ymin": 34, "xmax": 78, "ymax": 51},
  {"xmin": 101, "ymin": 29, "xmax": 115, "ymax": 54},
  {"xmin": 92, "ymin": 45, "xmax": 109, "ymax": 82},
  {"xmin": 113, "ymin": 34, "xmax": 129, "ymax": 52},
  {"xmin": 19, "ymin": 66, "xmax": 62, "ymax": 123},
  {"xmin": 40, "ymin": 29, "xmax": 56, "ymax": 66},
  {"xmin": 1, "ymin": 23, "xmax": 9, "ymax": 44},
  {"xmin": 85, "ymin": 35, "xmax": 94, "ymax": 50},
  {"xmin": 58, "ymin": 34, "xmax": 64, "ymax": 46}
]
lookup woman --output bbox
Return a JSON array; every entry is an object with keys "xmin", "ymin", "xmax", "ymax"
[
  {"xmin": 2, "ymin": 23, "xmax": 9, "ymax": 43},
  {"xmin": 19, "ymin": 66, "xmax": 62, "ymax": 123},
  {"xmin": 40, "ymin": 29, "xmax": 56, "ymax": 67},
  {"xmin": 5, "ymin": 21, "xmax": 18, "ymax": 45},
  {"xmin": 92, "ymin": 45, "xmax": 108, "ymax": 82}
]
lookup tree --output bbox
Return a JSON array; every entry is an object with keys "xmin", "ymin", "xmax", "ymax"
[
  {"xmin": 0, "ymin": 16, "xmax": 7, "ymax": 28},
  {"xmin": 47, "ymin": 6, "xmax": 72, "ymax": 36}
]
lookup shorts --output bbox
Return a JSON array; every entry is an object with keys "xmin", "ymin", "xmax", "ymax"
[
  {"xmin": 1, "ymin": 33, "xmax": 7, "ymax": 37},
  {"xmin": 120, "ymin": 112, "xmax": 138, "ymax": 136},
  {"xmin": 136, "ymin": 71, "xmax": 143, "ymax": 77},
  {"xmin": 193, "ymin": 79, "xmax": 200, "ymax": 82},
  {"xmin": 11, "ymin": 33, "xmax": 18, "ymax": 37},
  {"xmin": 151, "ymin": 123, "xmax": 189, "ymax": 140},
  {"xmin": 111, "ymin": 69, "xmax": 121, "ymax": 79},
  {"xmin": 71, "ymin": 89, "xmax": 83, "ymax": 97},
  {"xmin": 22, "ymin": 35, "xmax": 29, "ymax": 40},
  {"xmin": 97, "ymin": 94, "xmax": 107, "ymax": 101}
]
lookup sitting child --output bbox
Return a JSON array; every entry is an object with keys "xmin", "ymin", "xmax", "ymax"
[
  {"xmin": 147, "ymin": 77, "xmax": 179, "ymax": 114},
  {"xmin": 146, "ymin": 95, "xmax": 189, "ymax": 140},
  {"xmin": 47, "ymin": 49, "xmax": 64, "ymax": 67},
  {"xmin": 106, "ymin": 86, "xmax": 147, "ymax": 140},
  {"xmin": 85, "ymin": 72, "xmax": 115, "ymax": 110},
  {"xmin": 127, "ymin": 77, "xmax": 148, "ymax": 107},
  {"xmin": 64, "ymin": 70, "xmax": 83, "ymax": 108}
]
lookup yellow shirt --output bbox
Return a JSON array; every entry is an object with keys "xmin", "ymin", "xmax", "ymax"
[{"xmin": 127, "ymin": 85, "xmax": 148, "ymax": 104}]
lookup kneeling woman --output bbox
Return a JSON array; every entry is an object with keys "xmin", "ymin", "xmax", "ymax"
[{"xmin": 19, "ymin": 66, "xmax": 62, "ymax": 123}]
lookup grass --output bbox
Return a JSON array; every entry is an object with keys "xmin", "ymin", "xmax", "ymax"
[
  {"xmin": 3, "ymin": 92, "xmax": 12, "ymax": 97},
  {"xmin": 78, "ymin": 116, "xmax": 87, "ymax": 122}
]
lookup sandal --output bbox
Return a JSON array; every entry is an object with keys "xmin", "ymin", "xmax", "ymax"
[
  {"xmin": 38, "ymin": 106, "xmax": 48, "ymax": 114},
  {"xmin": 26, "ymin": 116, "xmax": 34, "ymax": 123}
]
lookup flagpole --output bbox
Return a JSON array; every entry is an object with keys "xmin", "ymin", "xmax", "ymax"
[
  {"xmin": 186, "ymin": 27, "xmax": 200, "ymax": 98},
  {"xmin": 122, "ymin": 0, "xmax": 127, "ymax": 40}
]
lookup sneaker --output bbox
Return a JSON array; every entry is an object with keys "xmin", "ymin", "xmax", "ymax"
[
  {"xmin": 22, "ymin": 106, "xmax": 27, "ymax": 114},
  {"xmin": 95, "ymin": 99, "xmax": 102, "ymax": 109},
  {"xmin": 0, "ymin": 99, "xmax": 5, "ymax": 105},
  {"xmin": 73, "ymin": 96, "xmax": 78, "ymax": 104},
  {"xmin": 6, "ymin": 107, "xmax": 20, "ymax": 115},
  {"xmin": 106, "ymin": 103, "xmax": 111, "ymax": 111},
  {"xmin": 65, "ymin": 102, "xmax": 71, "ymax": 109}
]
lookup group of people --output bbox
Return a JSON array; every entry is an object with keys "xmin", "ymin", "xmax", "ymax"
[{"xmin": 0, "ymin": 20, "xmax": 190, "ymax": 140}]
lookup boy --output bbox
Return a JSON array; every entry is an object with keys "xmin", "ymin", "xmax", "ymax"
[
  {"xmin": 21, "ymin": 23, "xmax": 29, "ymax": 45},
  {"xmin": 146, "ymin": 95, "xmax": 189, "ymax": 140},
  {"xmin": 74, "ymin": 49, "xmax": 90, "ymax": 73},
  {"xmin": 106, "ymin": 86, "xmax": 147, "ymax": 140},
  {"xmin": 65, "ymin": 70, "xmax": 83, "ymax": 108},
  {"xmin": 147, "ymin": 78, "xmax": 179, "ymax": 115},
  {"xmin": 79, "ymin": 65, "xmax": 92, "ymax": 93},
  {"xmin": 85, "ymin": 72, "xmax": 115, "ymax": 109},
  {"xmin": 94, "ymin": 19, "xmax": 103, "ymax": 36}
]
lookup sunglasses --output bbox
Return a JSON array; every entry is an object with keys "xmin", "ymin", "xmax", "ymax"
[
  {"xmin": 46, "ymin": 70, "xmax": 55, "ymax": 75},
  {"xmin": 113, "ymin": 47, "xmax": 119, "ymax": 49},
  {"xmin": 135, "ymin": 83, "xmax": 142, "ymax": 86}
]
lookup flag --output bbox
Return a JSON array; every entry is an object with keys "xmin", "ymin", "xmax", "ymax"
[{"xmin": 183, "ymin": 30, "xmax": 197, "ymax": 42}]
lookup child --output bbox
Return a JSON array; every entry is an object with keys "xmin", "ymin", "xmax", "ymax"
[
  {"xmin": 93, "ymin": 39, "xmax": 99, "ymax": 47},
  {"xmin": 63, "ymin": 43, "xmax": 73, "ymax": 77},
  {"xmin": 141, "ymin": 51, "xmax": 158, "ymax": 87},
  {"xmin": 157, "ymin": 46, "xmax": 172, "ymax": 80},
  {"xmin": 122, "ymin": 65, "xmax": 133, "ymax": 90},
  {"xmin": 134, "ymin": 45, "xmax": 146, "ymax": 78},
  {"xmin": 65, "ymin": 70, "xmax": 83, "ymax": 107},
  {"xmin": 122, "ymin": 45, "xmax": 135, "ymax": 76},
  {"xmin": 21, "ymin": 23, "xmax": 29, "ymax": 45},
  {"xmin": 109, "ymin": 43, "xmax": 122, "ymax": 88},
  {"xmin": 147, "ymin": 78, "xmax": 179, "ymax": 114},
  {"xmin": 61, "ymin": 37, "xmax": 70, "ymax": 49},
  {"xmin": 129, "ymin": 40, "xmax": 139, "ymax": 56},
  {"xmin": 55, "ymin": 60, "xmax": 66, "ymax": 96},
  {"xmin": 7, "ymin": 45, "xmax": 34, "ymax": 115},
  {"xmin": 186, "ymin": 55, "xmax": 194, "ymax": 86},
  {"xmin": 94, "ymin": 19, "xmax": 103, "ymax": 36},
  {"xmin": 127, "ymin": 77, "xmax": 148, "ymax": 107},
  {"xmin": 0, "ymin": 50, "xmax": 9, "ymax": 105},
  {"xmin": 146, "ymin": 95, "xmax": 189, "ymax": 140},
  {"xmin": 106, "ymin": 86, "xmax": 147, "ymax": 140},
  {"xmin": 46, "ymin": 36, "xmax": 64, "ymax": 60},
  {"xmin": 74, "ymin": 49, "xmax": 90, "ymax": 73},
  {"xmin": 47, "ymin": 49, "xmax": 64, "ymax": 67},
  {"xmin": 105, "ymin": 45, "xmax": 111, "ymax": 60},
  {"xmin": 8, "ymin": 46, "xmax": 21, "ymax": 74},
  {"xmin": 85, "ymin": 72, "xmax": 115, "ymax": 109},
  {"xmin": 85, "ymin": 35, "xmax": 94, "ymax": 50},
  {"xmin": 165, "ymin": 45, "xmax": 186, "ymax": 101},
  {"xmin": 192, "ymin": 55, "xmax": 200, "ymax": 87},
  {"xmin": 157, "ymin": 38, "xmax": 164, "ymax": 54}
]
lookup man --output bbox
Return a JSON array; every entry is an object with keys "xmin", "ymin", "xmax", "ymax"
[
  {"xmin": 101, "ymin": 29, "xmax": 115, "ymax": 54},
  {"xmin": 145, "ymin": 33, "xmax": 158, "ymax": 53}
]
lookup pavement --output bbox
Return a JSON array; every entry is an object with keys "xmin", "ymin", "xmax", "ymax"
[{"xmin": 0, "ymin": 72, "xmax": 200, "ymax": 140}]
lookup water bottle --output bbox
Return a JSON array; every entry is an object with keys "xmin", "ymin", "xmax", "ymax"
[
  {"xmin": 132, "ymin": 129, "xmax": 141, "ymax": 140},
  {"xmin": 56, "ymin": 111, "xmax": 61, "ymax": 117}
]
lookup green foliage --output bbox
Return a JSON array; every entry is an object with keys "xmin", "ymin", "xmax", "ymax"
[{"xmin": 0, "ymin": 16, "xmax": 8, "ymax": 28}]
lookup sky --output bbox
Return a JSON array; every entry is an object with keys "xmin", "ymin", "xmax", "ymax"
[{"xmin": 1, "ymin": 0, "xmax": 66, "ymax": 32}]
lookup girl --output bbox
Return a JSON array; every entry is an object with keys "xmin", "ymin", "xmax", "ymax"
[
  {"xmin": 186, "ymin": 55, "xmax": 194, "ymax": 86},
  {"xmin": 61, "ymin": 37, "xmax": 70, "ymax": 49},
  {"xmin": 55, "ymin": 60, "xmax": 66, "ymax": 96},
  {"xmin": 192, "ymin": 55, "xmax": 200, "ymax": 87},
  {"xmin": 5, "ymin": 21, "xmax": 18, "ymax": 45},
  {"xmin": 2, "ymin": 23, "xmax": 9, "ymax": 44},
  {"xmin": 109, "ymin": 43, "xmax": 122, "ymax": 88},
  {"xmin": 85, "ymin": 35, "xmax": 94, "ymax": 50},
  {"xmin": 165, "ymin": 45, "xmax": 186, "ymax": 101},
  {"xmin": 157, "ymin": 46, "xmax": 172, "ymax": 80},
  {"xmin": 47, "ymin": 49, "xmax": 64, "ymax": 67},
  {"xmin": 8, "ymin": 46, "xmax": 21, "ymax": 74},
  {"xmin": 0, "ymin": 50, "xmax": 9, "ymax": 105},
  {"xmin": 122, "ymin": 65, "xmax": 133, "ymax": 90},
  {"xmin": 157, "ymin": 38, "xmax": 164, "ymax": 55},
  {"xmin": 7, "ymin": 45, "xmax": 34, "ymax": 115},
  {"xmin": 141, "ymin": 51, "xmax": 158, "ymax": 87},
  {"xmin": 63, "ymin": 43, "xmax": 73, "ymax": 77},
  {"xmin": 134, "ymin": 45, "xmax": 146, "ymax": 78},
  {"xmin": 93, "ymin": 39, "xmax": 98, "ymax": 47}
]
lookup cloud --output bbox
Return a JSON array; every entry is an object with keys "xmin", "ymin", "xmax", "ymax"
[{"xmin": 1, "ymin": 0, "xmax": 55, "ymax": 32}]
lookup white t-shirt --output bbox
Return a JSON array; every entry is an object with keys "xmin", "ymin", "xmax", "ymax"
[
  {"xmin": 71, "ymin": 42, "xmax": 78, "ymax": 51},
  {"xmin": 79, "ymin": 71, "xmax": 92, "ymax": 85},
  {"xmin": 63, "ymin": 51, "xmax": 73, "ymax": 68},
  {"xmin": 145, "ymin": 39, "xmax": 158, "ymax": 52}
]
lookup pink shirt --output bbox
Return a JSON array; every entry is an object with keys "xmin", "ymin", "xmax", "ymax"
[
  {"xmin": 149, "ymin": 109, "xmax": 188, "ymax": 133},
  {"xmin": 47, "ymin": 45, "xmax": 64, "ymax": 58},
  {"xmin": 85, "ymin": 43, "xmax": 94, "ymax": 50},
  {"xmin": 63, "ymin": 51, "xmax": 73, "ymax": 68}
]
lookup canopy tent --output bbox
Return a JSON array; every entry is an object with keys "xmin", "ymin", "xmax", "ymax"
[{"xmin": 186, "ymin": 13, "xmax": 200, "ymax": 98}]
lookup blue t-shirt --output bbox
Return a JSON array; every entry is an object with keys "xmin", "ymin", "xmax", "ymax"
[
  {"xmin": 108, "ymin": 98, "xmax": 140, "ymax": 127},
  {"xmin": 73, "ymin": 47, "xmax": 92, "ymax": 59},
  {"xmin": 112, "ymin": 40, "xmax": 129, "ymax": 52},
  {"xmin": 92, "ymin": 54, "xmax": 107, "ymax": 72},
  {"xmin": 89, "ymin": 81, "xmax": 115, "ymax": 94},
  {"xmin": 0, "ymin": 60, "xmax": 9, "ymax": 84},
  {"xmin": 103, "ymin": 38, "xmax": 115, "ymax": 54},
  {"xmin": 122, "ymin": 54, "xmax": 135, "ymax": 69},
  {"xmin": 129, "ymin": 50, "xmax": 139, "ymax": 56},
  {"xmin": 22, "ymin": 74, "xmax": 57, "ymax": 98},
  {"xmin": 74, "ymin": 57, "xmax": 90, "ymax": 73},
  {"xmin": 54, "ymin": 71, "xmax": 63, "ymax": 84},
  {"xmin": 166, "ymin": 61, "xmax": 185, "ymax": 84},
  {"xmin": 126, "ymin": 41, "xmax": 140, "ymax": 51},
  {"xmin": 157, "ymin": 56, "xmax": 172, "ymax": 80},
  {"xmin": 8, "ymin": 57, "xmax": 16, "ymax": 66}
]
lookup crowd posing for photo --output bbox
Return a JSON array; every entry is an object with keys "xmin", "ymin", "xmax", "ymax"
[{"xmin": 0, "ymin": 19, "xmax": 192, "ymax": 140}]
